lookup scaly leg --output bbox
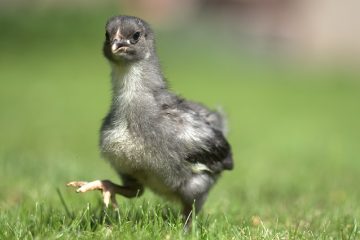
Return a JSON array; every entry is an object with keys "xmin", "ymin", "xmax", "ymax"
[{"xmin": 67, "ymin": 180, "xmax": 142, "ymax": 208}]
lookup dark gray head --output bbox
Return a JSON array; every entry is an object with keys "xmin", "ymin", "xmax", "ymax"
[{"xmin": 103, "ymin": 16, "xmax": 155, "ymax": 63}]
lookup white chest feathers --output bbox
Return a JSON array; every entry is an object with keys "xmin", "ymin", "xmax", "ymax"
[
  {"xmin": 100, "ymin": 63, "xmax": 147, "ymax": 172},
  {"xmin": 111, "ymin": 63, "xmax": 144, "ymax": 107}
]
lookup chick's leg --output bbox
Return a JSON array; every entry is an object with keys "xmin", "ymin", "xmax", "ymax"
[
  {"xmin": 66, "ymin": 180, "xmax": 143, "ymax": 208},
  {"xmin": 182, "ymin": 196, "xmax": 207, "ymax": 227}
]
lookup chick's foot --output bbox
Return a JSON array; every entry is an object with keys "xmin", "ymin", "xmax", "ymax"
[{"xmin": 67, "ymin": 180, "xmax": 119, "ymax": 208}]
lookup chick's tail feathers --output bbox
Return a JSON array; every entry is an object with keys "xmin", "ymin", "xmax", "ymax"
[
  {"xmin": 211, "ymin": 107, "xmax": 233, "ymax": 170},
  {"xmin": 208, "ymin": 106, "xmax": 228, "ymax": 136}
]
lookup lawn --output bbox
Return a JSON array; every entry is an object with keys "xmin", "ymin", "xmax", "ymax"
[{"xmin": 0, "ymin": 9, "xmax": 359, "ymax": 239}]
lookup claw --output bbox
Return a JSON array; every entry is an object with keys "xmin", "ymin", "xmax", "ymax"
[
  {"xmin": 66, "ymin": 181, "xmax": 88, "ymax": 188},
  {"xmin": 66, "ymin": 180, "xmax": 119, "ymax": 208}
]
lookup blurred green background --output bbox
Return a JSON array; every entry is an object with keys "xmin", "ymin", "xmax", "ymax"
[{"xmin": 0, "ymin": 1, "xmax": 359, "ymax": 239}]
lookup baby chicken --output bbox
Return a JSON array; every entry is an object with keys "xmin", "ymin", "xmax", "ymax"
[{"xmin": 67, "ymin": 15, "xmax": 233, "ymax": 223}]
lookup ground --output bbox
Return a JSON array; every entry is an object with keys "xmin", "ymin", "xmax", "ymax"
[{"xmin": 0, "ymin": 10, "xmax": 359, "ymax": 239}]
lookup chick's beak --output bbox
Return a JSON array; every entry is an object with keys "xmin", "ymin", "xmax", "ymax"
[{"xmin": 111, "ymin": 39, "xmax": 130, "ymax": 53}]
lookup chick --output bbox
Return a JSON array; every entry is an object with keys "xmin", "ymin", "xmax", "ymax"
[{"xmin": 67, "ymin": 15, "xmax": 233, "ymax": 222}]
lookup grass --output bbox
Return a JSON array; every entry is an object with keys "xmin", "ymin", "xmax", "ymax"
[{"xmin": 0, "ymin": 9, "xmax": 360, "ymax": 239}]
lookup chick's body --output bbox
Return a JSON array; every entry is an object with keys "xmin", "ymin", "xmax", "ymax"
[{"xmin": 100, "ymin": 61, "xmax": 230, "ymax": 204}]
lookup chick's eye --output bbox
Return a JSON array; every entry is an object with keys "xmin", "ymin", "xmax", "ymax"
[
  {"xmin": 105, "ymin": 32, "xmax": 110, "ymax": 41},
  {"xmin": 132, "ymin": 32, "xmax": 141, "ymax": 41}
]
